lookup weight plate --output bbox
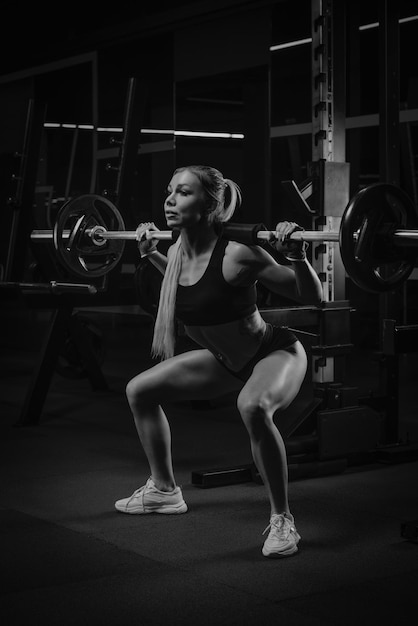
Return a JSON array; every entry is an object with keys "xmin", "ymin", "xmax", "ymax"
[
  {"xmin": 53, "ymin": 195, "xmax": 126, "ymax": 278},
  {"xmin": 340, "ymin": 184, "xmax": 418, "ymax": 293}
]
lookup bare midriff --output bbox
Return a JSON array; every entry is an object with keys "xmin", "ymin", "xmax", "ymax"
[{"xmin": 184, "ymin": 309, "xmax": 267, "ymax": 371}]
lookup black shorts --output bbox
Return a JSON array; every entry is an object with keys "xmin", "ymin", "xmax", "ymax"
[{"xmin": 215, "ymin": 323, "xmax": 298, "ymax": 382}]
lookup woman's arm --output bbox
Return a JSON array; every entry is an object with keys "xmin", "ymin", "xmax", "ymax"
[
  {"xmin": 136, "ymin": 222, "xmax": 173, "ymax": 276},
  {"xmin": 259, "ymin": 252, "xmax": 323, "ymax": 305},
  {"xmin": 265, "ymin": 220, "xmax": 323, "ymax": 304},
  {"xmin": 142, "ymin": 249, "xmax": 168, "ymax": 275},
  {"xmin": 225, "ymin": 240, "xmax": 323, "ymax": 306},
  {"xmin": 254, "ymin": 247, "xmax": 323, "ymax": 305}
]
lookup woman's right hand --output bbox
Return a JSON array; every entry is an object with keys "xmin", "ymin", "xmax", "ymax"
[{"xmin": 136, "ymin": 222, "xmax": 161, "ymax": 258}]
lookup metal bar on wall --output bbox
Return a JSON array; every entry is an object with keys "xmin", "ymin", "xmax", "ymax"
[{"xmin": 378, "ymin": 0, "xmax": 402, "ymax": 445}]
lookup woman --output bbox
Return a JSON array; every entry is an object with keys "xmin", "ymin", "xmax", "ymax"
[{"xmin": 115, "ymin": 165, "xmax": 323, "ymax": 558}]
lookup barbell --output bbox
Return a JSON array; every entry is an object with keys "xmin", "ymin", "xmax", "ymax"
[{"xmin": 30, "ymin": 183, "xmax": 418, "ymax": 293}]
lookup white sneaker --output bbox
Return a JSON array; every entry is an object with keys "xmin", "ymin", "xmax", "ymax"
[
  {"xmin": 115, "ymin": 477, "xmax": 188, "ymax": 514},
  {"xmin": 262, "ymin": 512, "xmax": 301, "ymax": 558}
]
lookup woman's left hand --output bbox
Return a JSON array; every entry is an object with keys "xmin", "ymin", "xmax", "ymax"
[{"xmin": 273, "ymin": 221, "xmax": 308, "ymax": 261}]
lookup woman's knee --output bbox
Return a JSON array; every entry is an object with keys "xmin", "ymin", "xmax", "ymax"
[
  {"xmin": 126, "ymin": 373, "xmax": 155, "ymax": 409},
  {"xmin": 237, "ymin": 391, "xmax": 276, "ymax": 435},
  {"xmin": 237, "ymin": 384, "xmax": 298, "ymax": 435}
]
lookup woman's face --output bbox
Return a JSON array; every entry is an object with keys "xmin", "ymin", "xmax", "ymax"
[{"xmin": 164, "ymin": 170, "xmax": 209, "ymax": 229}]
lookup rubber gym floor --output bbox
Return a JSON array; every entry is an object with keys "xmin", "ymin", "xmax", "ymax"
[{"xmin": 1, "ymin": 305, "xmax": 418, "ymax": 626}]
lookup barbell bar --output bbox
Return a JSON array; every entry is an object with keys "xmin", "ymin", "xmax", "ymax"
[
  {"xmin": 31, "ymin": 226, "xmax": 342, "ymax": 243},
  {"xmin": 31, "ymin": 225, "xmax": 418, "ymax": 245},
  {"xmin": 30, "ymin": 183, "xmax": 418, "ymax": 292}
]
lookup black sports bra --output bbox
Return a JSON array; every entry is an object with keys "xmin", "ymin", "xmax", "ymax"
[{"xmin": 176, "ymin": 237, "xmax": 257, "ymax": 326}]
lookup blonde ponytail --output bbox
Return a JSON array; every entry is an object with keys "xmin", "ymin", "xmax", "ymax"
[{"xmin": 221, "ymin": 178, "xmax": 242, "ymax": 223}]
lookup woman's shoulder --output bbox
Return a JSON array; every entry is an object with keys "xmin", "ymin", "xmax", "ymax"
[
  {"xmin": 224, "ymin": 240, "xmax": 272, "ymax": 265},
  {"xmin": 222, "ymin": 240, "xmax": 275, "ymax": 285}
]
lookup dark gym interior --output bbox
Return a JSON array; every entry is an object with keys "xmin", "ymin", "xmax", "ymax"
[{"xmin": 1, "ymin": 1, "xmax": 418, "ymax": 624}]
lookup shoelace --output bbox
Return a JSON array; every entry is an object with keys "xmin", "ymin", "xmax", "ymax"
[
  {"xmin": 262, "ymin": 514, "xmax": 293, "ymax": 538},
  {"xmin": 127, "ymin": 478, "xmax": 153, "ymax": 508}
]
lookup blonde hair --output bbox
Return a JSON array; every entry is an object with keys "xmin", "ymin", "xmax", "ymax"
[{"xmin": 151, "ymin": 165, "xmax": 242, "ymax": 360}]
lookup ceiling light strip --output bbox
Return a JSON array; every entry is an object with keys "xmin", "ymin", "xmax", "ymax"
[
  {"xmin": 43, "ymin": 123, "xmax": 244, "ymax": 139},
  {"xmin": 271, "ymin": 14, "xmax": 418, "ymax": 50}
]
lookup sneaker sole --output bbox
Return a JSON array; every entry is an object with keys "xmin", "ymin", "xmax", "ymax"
[
  {"xmin": 262, "ymin": 533, "xmax": 301, "ymax": 558},
  {"xmin": 115, "ymin": 501, "xmax": 188, "ymax": 514},
  {"xmin": 262, "ymin": 543, "xmax": 299, "ymax": 558}
]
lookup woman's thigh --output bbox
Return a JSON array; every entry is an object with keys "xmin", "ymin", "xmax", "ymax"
[
  {"xmin": 127, "ymin": 348, "xmax": 243, "ymax": 404},
  {"xmin": 239, "ymin": 340, "xmax": 308, "ymax": 413}
]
